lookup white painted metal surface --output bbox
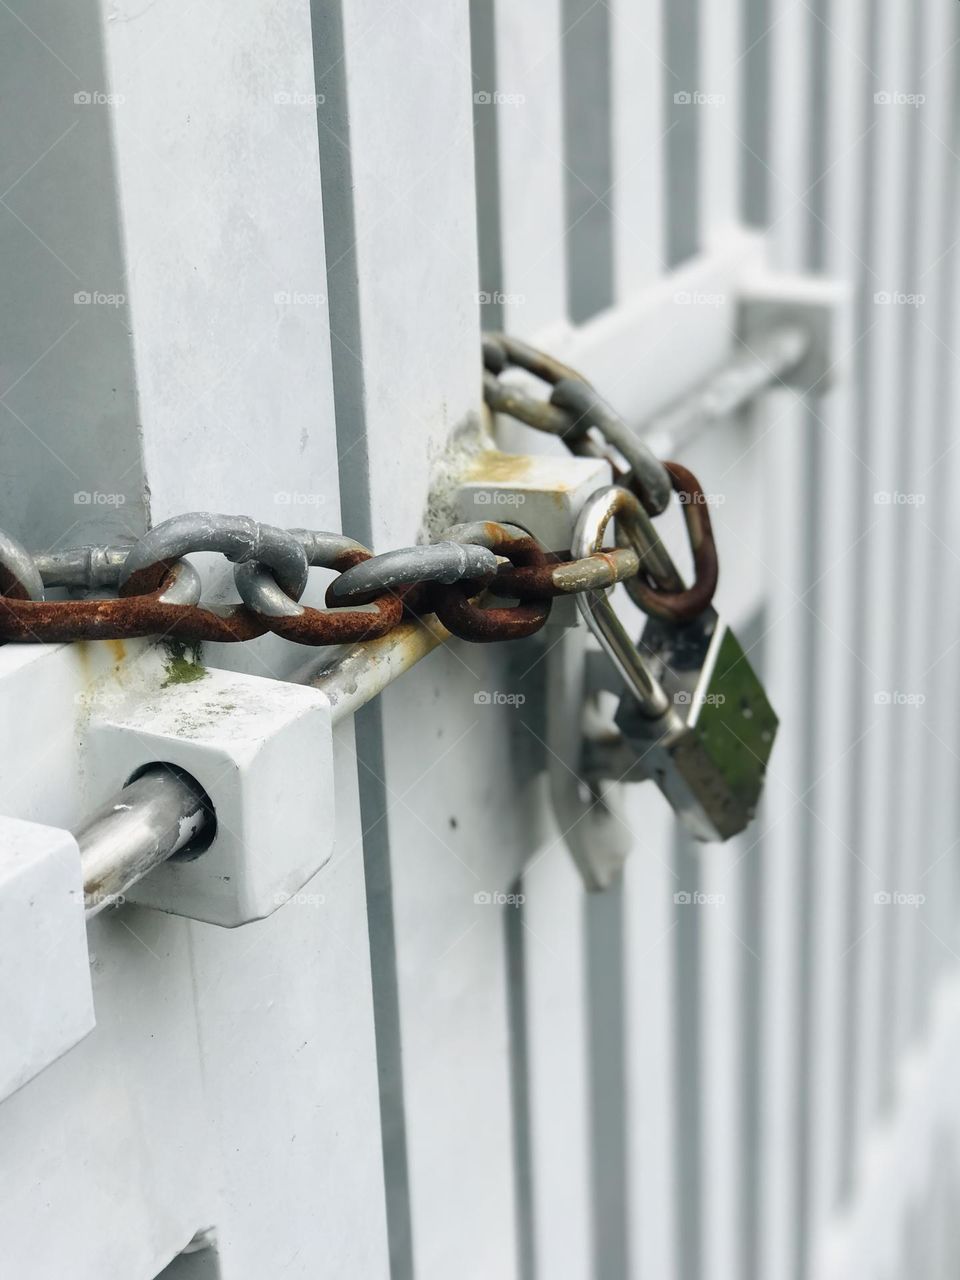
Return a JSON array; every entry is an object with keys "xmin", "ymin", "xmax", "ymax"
[{"xmin": 0, "ymin": 1, "xmax": 958, "ymax": 1277}]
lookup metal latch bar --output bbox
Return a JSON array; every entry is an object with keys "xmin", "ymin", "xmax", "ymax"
[{"xmin": 642, "ymin": 323, "xmax": 809, "ymax": 456}]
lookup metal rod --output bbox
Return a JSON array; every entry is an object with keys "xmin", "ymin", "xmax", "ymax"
[
  {"xmin": 642, "ymin": 323, "xmax": 809, "ymax": 456},
  {"xmin": 295, "ymin": 612, "xmax": 451, "ymax": 722},
  {"xmin": 80, "ymin": 766, "xmax": 211, "ymax": 918}
]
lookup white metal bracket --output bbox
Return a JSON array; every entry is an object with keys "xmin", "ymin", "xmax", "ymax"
[
  {"xmin": 456, "ymin": 448, "xmax": 612, "ymax": 626},
  {"xmin": 0, "ymin": 816, "xmax": 94, "ymax": 1103},
  {"xmin": 82, "ymin": 647, "xmax": 334, "ymax": 927},
  {"xmin": 738, "ymin": 270, "xmax": 850, "ymax": 395}
]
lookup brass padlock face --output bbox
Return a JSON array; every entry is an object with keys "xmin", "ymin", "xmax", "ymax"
[{"xmin": 615, "ymin": 610, "xmax": 778, "ymax": 841}]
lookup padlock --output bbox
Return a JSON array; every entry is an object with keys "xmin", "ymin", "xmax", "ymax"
[{"xmin": 572, "ymin": 483, "xmax": 778, "ymax": 842}]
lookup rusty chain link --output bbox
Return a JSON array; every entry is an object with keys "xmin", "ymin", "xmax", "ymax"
[{"xmin": 0, "ymin": 340, "xmax": 719, "ymax": 648}]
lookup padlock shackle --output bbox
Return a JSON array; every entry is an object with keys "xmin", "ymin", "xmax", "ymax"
[{"xmin": 572, "ymin": 487, "xmax": 677, "ymax": 721}]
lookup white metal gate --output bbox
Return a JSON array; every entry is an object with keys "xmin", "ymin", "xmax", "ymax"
[{"xmin": 0, "ymin": 1, "xmax": 958, "ymax": 1278}]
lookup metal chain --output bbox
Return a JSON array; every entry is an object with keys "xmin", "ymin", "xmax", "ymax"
[{"xmin": 0, "ymin": 341, "xmax": 719, "ymax": 648}]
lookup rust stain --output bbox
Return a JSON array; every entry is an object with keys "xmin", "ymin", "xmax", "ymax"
[{"xmin": 464, "ymin": 450, "xmax": 538, "ymax": 484}]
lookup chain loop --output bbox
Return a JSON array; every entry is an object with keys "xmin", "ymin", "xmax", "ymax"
[
  {"xmin": 0, "ymin": 529, "xmax": 44, "ymax": 601},
  {"xmin": 329, "ymin": 541, "xmax": 498, "ymax": 605},
  {"xmin": 431, "ymin": 522, "xmax": 552, "ymax": 641},
  {"xmin": 619, "ymin": 461, "xmax": 719, "ymax": 623},
  {"xmin": 237, "ymin": 532, "xmax": 404, "ymax": 647},
  {"xmin": 482, "ymin": 331, "xmax": 673, "ymax": 515}
]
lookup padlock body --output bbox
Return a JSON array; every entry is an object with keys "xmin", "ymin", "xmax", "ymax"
[{"xmin": 615, "ymin": 611, "xmax": 778, "ymax": 841}]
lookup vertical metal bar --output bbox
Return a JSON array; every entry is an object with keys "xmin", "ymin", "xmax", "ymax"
[
  {"xmin": 836, "ymin": 0, "xmax": 882, "ymax": 1207},
  {"xmin": 740, "ymin": 0, "xmax": 771, "ymax": 227},
  {"xmin": 585, "ymin": 883, "xmax": 629, "ymax": 1280},
  {"xmin": 673, "ymin": 830, "xmax": 704, "ymax": 1280},
  {"xmin": 664, "ymin": 0, "xmax": 701, "ymax": 265},
  {"xmin": 760, "ymin": 2, "xmax": 812, "ymax": 1275},
  {"xmin": 806, "ymin": 0, "xmax": 871, "ymax": 1265},
  {"xmin": 893, "ymin": 0, "xmax": 954, "ymax": 1058},
  {"xmin": 612, "ymin": 4, "xmax": 680, "ymax": 1277},
  {"xmin": 504, "ymin": 881, "xmax": 537, "ymax": 1280},
  {"xmin": 920, "ymin": 14, "xmax": 960, "ymax": 1028},
  {"xmin": 789, "ymin": 5, "xmax": 833, "ymax": 1272},
  {"xmin": 561, "ymin": 0, "xmax": 614, "ymax": 320},
  {"xmin": 696, "ymin": 6, "xmax": 745, "ymax": 1278},
  {"xmin": 854, "ymin": 0, "xmax": 913, "ymax": 1145},
  {"xmin": 477, "ymin": 5, "xmax": 592, "ymax": 1277},
  {"xmin": 879, "ymin": 1, "xmax": 927, "ymax": 1107},
  {"xmin": 470, "ymin": 0, "xmax": 506, "ymax": 335},
  {"xmin": 609, "ymin": 0, "xmax": 665, "ymax": 292},
  {"xmin": 311, "ymin": 7, "xmax": 526, "ymax": 1278},
  {"xmin": 487, "ymin": 0, "xmax": 569, "ymax": 340}
]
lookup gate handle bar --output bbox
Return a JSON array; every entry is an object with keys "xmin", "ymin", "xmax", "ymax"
[{"xmin": 78, "ymin": 613, "xmax": 451, "ymax": 917}]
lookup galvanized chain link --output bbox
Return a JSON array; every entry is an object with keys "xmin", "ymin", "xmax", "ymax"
[
  {"xmin": 481, "ymin": 331, "xmax": 674, "ymax": 516},
  {"xmin": 0, "ymin": 340, "xmax": 719, "ymax": 648}
]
